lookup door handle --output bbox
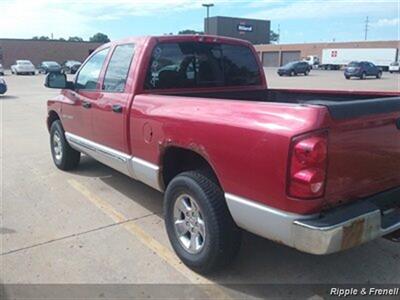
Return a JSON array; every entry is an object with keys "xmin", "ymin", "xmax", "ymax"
[
  {"xmin": 112, "ymin": 104, "xmax": 123, "ymax": 113},
  {"xmin": 82, "ymin": 101, "xmax": 91, "ymax": 109}
]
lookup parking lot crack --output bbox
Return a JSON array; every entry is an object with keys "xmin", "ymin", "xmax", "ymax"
[{"xmin": 1, "ymin": 213, "xmax": 155, "ymax": 256}]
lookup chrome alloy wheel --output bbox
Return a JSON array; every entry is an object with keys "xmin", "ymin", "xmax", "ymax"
[
  {"xmin": 173, "ymin": 194, "xmax": 206, "ymax": 254},
  {"xmin": 53, "ymin": 131, "xmax": 63, "ymax": 161}
]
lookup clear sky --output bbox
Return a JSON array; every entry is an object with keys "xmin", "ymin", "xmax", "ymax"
[{"xmin": 0, "ymin": 0, "xmax": 398, "ymax": 43}]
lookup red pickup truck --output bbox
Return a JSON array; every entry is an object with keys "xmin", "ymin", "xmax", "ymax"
[{"xmin": 46, "ymin": 35, "xmax": 400, "ymax": 273}]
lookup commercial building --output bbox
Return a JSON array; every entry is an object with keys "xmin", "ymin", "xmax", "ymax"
[
  {"xmin": 254, "ymin": 40, "xmax": 400, "ymax": 67},
  {"xmin": 0, "ymin": 39, "xmax": 102, "ymax": 68},
  {"xmin": 205, "ymin": 16, "xmax": 270, "ymax": 45}
]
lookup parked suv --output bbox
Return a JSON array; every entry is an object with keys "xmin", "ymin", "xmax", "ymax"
[
  {"xmin": 61, "ymin": 60, "xmax": 82, "ymax": 74},
  {"xmin": 277, "ymin": 61, "xmax": 311, "ymax": 76},
  {"xmin": 344, "ymin": 61, "xmax": 382, "ymax": 79}
]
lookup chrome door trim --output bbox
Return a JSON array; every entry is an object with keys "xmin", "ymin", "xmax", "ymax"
[{"xmin": 65, "ymin": 132, "xmax": 163, "ymax": 191}]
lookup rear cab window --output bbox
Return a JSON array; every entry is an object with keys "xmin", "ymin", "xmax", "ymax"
[
  {"xmin": 144, "ymin": 41, "xmax": 261, "ymax": 90},
  {"xmin": 103, "ymin": 44, "xmax": 136, "ymax": 92}
]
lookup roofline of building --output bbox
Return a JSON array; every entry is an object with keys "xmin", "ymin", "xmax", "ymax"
[
  {"xmin": 207, "ymin": 15, "xmax": 270, "ymax": 22},
  {"xmin": 257, "ymin": 40, "xmax": 400, "ymax": 47},
  {"xmin": 0, "ymin": 38, "xmax": 103, "ymax": 44}
]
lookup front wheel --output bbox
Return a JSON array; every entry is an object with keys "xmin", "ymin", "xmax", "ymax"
[
  {"xmin": 304, "ymin": 70, "xmax": 309, "ymax": 75},
  {"xmin": 360, "ymin": 72, "xmax": 366, "ymax": 80},
  {"xmin": 164, "ymin": 171, "xmax": 241, "ymax": 274},
  {"xmin": 376, "ymin": 72, "xmax": 382, "ymax": 79},
  {"xmin": 50, "ymin": 120, "xmax": 80, "ymax": 170}
]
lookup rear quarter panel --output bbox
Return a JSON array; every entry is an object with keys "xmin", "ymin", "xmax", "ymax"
[{"xmin": 129, "ymin": 95, "xmax": 330, "ymax": 214}]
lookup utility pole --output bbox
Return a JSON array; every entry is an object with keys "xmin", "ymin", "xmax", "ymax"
[
  {"xmin": 277, "ymin": 24, "xmax": 280, "ymax": 44},
  {"xmin": 364, "ymin": 16, "xmax": 369, "ymax": 41},
  {"xmin": 202, "ymin": 3, "xmax": 214, "ymax": 34}
]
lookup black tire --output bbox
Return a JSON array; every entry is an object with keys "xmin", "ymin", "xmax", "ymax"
[
  {"xmin": 290, "ymin": 70, "xmax": 295, "ymax": 76},
  {"xmin": 164, "ymin": 171, "xmax": 241, "ymax": 274},
  {"xmin": 345, "ymin": 75, "xmax": 350, "ymax": 80},
  {"xmin": 50, "ymin": 120, "xmax": 80, "ymax": 170},
  {"xmin": 376, "ymin": 72, "xmax": 382, "ymax": 79},
  {"xmin": 304, "ymin": 69, "xmax": 309, "ymax": 75},
  {"xmin": 360, "ymin": 72, "xmax": 366, "ymax": 80}
]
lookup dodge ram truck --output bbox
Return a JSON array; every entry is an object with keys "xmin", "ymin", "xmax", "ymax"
[{"xmin": 45, "ymin": 35, "xmax": 400, "ymax": 274}]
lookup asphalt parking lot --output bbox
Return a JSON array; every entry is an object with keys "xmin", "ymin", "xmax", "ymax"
[
  {"xmin": 264, "ymin": 68, "xmax": 400, "ymax": 91},
  {"xmin": 1, "ymin": 70, "xmax": 399, "ymax": 297}
]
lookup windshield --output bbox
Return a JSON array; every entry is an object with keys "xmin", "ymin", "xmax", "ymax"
[
  {"xmin": 145, "ymin": 41, "xmax": 261, "ymax": 89},
  {"xmin": 44, "ymin": 61, "xmax": 59, "ymax": 66},
  {"xmin": 348, "ymin": 62, "xmax": 360, "ymax": 67},
  {"xmin": 17, "ymin": 61, "xmax": 32, "ymax": 65},
  {"xmin": 283, "ymin": 61, "xmax": 298, "ymax": 67}
]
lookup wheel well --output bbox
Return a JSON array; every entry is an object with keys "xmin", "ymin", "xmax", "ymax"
[
  {"xmin": 47, "ymin": 110, "xmax": 60, "ymax": 131},
  {"xmin": 162, "ymin": 147, "xmax": 221, "ymax": 188}
]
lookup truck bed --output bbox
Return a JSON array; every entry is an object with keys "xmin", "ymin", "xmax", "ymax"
[
  {"xmin": 152, "ymin": 88, "xmax": 400, "ymax": 208},
  {"xmin": 165, "ymin": 88, "xmax": 400, "ymax": 120}
]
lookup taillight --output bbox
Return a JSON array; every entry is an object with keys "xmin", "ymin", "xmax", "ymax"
[{"xmin": 287, "ymin": 131, "xmax": 328, "ymax": 199}]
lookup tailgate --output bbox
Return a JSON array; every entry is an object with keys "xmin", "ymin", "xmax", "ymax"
[{"xmin": 312, "ymin": 97, "xmax": 400, "ymax": 206}]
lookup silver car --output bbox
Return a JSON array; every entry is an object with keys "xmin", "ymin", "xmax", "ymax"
[{"xmin": 11, "ymin": 60, "xmax": 36, "ymax": 75}]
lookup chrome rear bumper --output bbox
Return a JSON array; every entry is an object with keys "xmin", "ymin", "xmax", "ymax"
[{"xmin": 226, "ymin": 187, "xmax": 400, "ymax": 255}]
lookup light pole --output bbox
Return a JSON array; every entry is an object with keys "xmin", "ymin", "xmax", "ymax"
[{"xmin": 202, "ymin": 3, "xmax": 214, "ymax": 34}]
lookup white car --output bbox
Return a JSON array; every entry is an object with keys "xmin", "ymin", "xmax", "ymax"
[
  {"xmin": 11, "ymin": 60, "xmax": 36, "ymax": 75},
  {"xmin": 0, "ymin": 63, "xmax": 4, "ymax": 76},
  {"xmin": 389, "ymin": 62, "xmax": 399, "ymax": 73}
]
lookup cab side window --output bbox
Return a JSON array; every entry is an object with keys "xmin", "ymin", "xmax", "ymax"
[
  {"xmin": 76, "ymin": 48, "xmax": 109, "ymax": 90},
  {"xmin": 103, "ymin": 44, "xmax": 135, "ymax": 92}
]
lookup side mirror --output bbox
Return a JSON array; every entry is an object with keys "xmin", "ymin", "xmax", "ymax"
[{"xmin": 44, "ymin": 72, "xmax": 73, "ymax": 89}]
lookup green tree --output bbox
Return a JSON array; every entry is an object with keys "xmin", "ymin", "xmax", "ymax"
[
  {"xmin": 269, "ymin": 30, "xmax": 279, "ymax": 43},
  {"xmin": 68, "ymin": 36, "xmax": 84, "ymax": 42},
  {"xmin": 178, "ymin": 29, "xmax": 204, "ymax": 35},
  {"xmin": 32, "ymin": 36, "xmax": 50, "ymax": 40},
  {"xmin": 89, "ymin": 32, "xmax": 110, "ymax": 43}
]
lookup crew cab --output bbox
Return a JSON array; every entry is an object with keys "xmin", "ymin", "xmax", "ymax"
[{"xmin": 45, "ymin": 35, "xmax": 400, "ymax": 274}]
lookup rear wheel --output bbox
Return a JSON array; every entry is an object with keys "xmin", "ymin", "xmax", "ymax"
[
  {"xmin": 360, "ymin": 72, "xmax": 366, "ymax": 80},
  {"xmin": 304, "ymin": 69, "xmax": 309, "ymax": 75},
  {"xmin": 164, "ymin": 171, "xmax": 241, "ymax": 274},
  {"xmin": 345, "ymin": 75, "xmax": 350, "ymax": 80},
  {"xmin": 50, "ymin": 120, "xmax": 80, "ymax": 170},
  {"xmin": 290, "ymin": 70, "xmax": 295, "ymax": 76},
  {"xmin": 376, "ymin": 71, "xmax": 382, "ymax": 79}
]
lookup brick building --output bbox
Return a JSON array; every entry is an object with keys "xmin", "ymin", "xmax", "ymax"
[
  {"xmin": 0, "ymin": 39, "xmax": 103, "ymax": 68},
  {"xmin": 254, "ymin": 40, "xmax": 400, "ymax": 67}
]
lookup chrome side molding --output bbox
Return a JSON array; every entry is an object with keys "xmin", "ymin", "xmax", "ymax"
[
  {"xmin": 131, "ymin": 157, "xmax": 163, "ymax": 192},
  {"xmin": 65, "ymin": 132, "xmax": 163, "ymax": 191}
]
